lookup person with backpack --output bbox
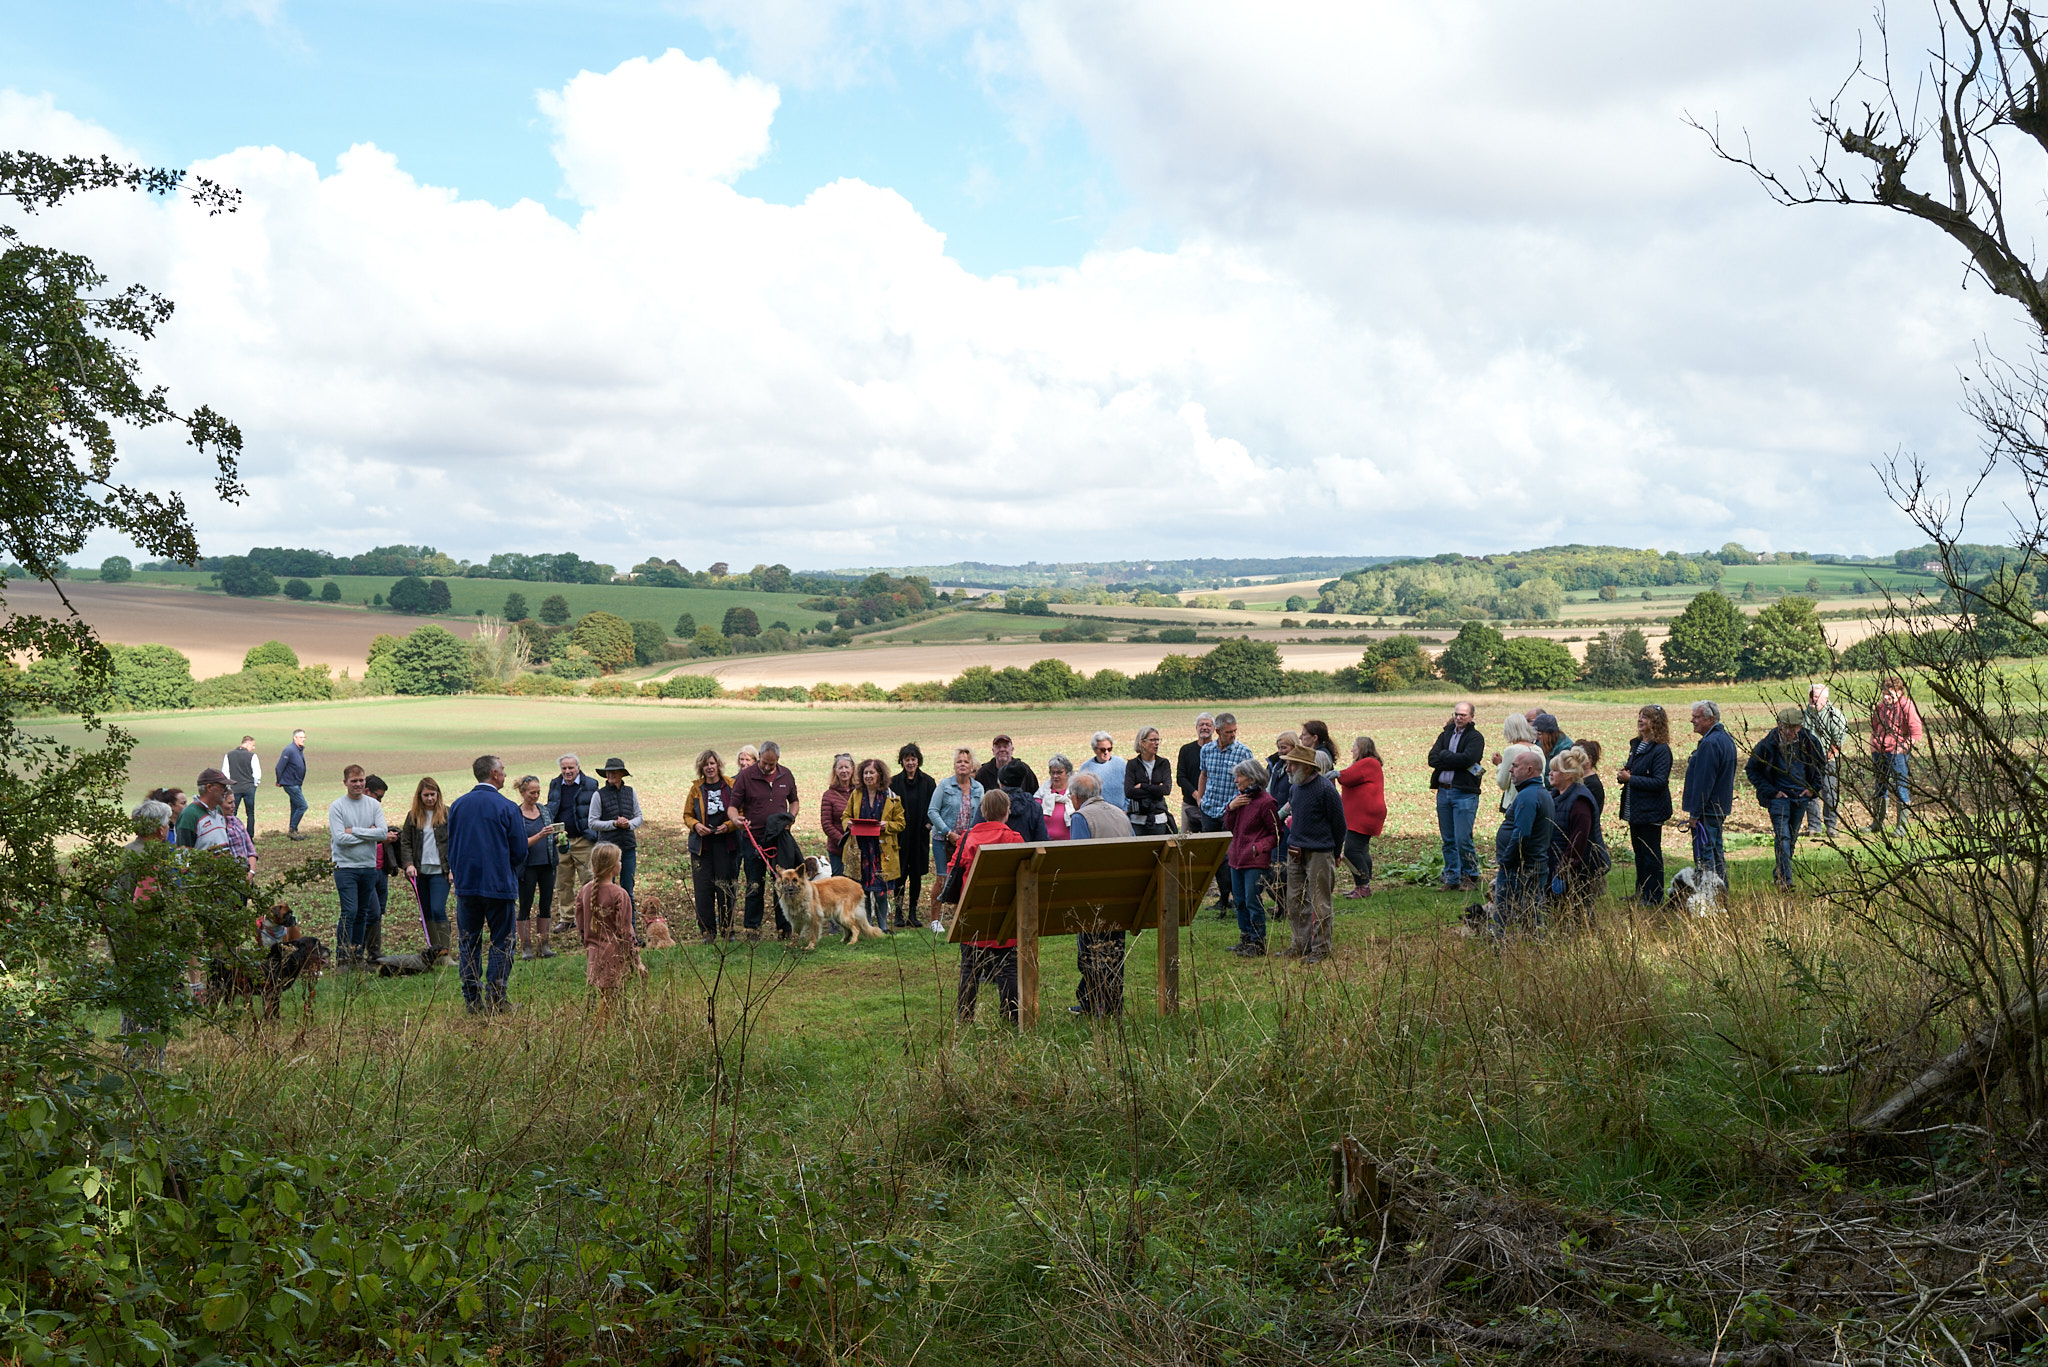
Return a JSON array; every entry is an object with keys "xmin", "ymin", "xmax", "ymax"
[{"xmin": 1546, "ymin": 747, "xmax": 1608, "ymax": 911}]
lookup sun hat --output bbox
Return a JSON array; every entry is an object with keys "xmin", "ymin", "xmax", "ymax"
[
  {"xmin": 1283, "ymin": 741, "xmax": 1324, "ymax": 768},
  {"xmin": 597, "ymin": 757, "xmax": 632, "ymax": 776}
]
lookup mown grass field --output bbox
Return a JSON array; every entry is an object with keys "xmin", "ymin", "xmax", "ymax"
[{"xmin": 111, "ymin": 569, "xmax": 833, "ymax": 634}]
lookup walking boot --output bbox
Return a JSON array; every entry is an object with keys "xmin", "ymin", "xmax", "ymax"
[
  {"xmin": 364, "ymin": 920, "xmax": 384, "ymax": 965},
  {"xmin": 427, "ymin": 918, "xmax": 454, "ymax": 967},
  {"xmin": 518, "ymin": 920, "xmax": 535, "ymax": 961},
  {"xmin": 534, "ymin": 917, "xmax": 557, "ymax": 959}
]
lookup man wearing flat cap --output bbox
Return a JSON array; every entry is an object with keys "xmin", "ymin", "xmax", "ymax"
[{"xmin": 1745, "ymin": 707, "xmax": 1826, "ymax": 891}]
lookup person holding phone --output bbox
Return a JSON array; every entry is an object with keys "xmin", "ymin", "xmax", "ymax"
[{"xmin": 516, "ymin": 774, "xmax": 562, "ymax": 959}]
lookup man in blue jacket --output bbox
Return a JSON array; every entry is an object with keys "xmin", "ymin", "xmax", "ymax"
[
  {"xmin": 274, "ymin": 729, "xmax": 308, "ymax": 840},
  {"xmin": 1492, "ymin": 749, "xmax": 1556, "ymax": 932},
  {"xmin": 1681, "ymin": 700, "xmax": 1738, "ymax": 888},
  {"xmin": 1746, "ymin": 706, "xmax": 1825, "ymax": 891},
  {"xmin": 447, "ymin": 754, "xmax": 527, "ymax": 1014}
]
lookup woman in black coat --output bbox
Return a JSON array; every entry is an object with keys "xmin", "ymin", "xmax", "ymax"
[
  {"xmin": 1125, "ymin": 726, "xmax": 1175, "ymax": 834},
  {"xmin": 1616, "ymin": 705, "xmax": 1674, "ymax": 906},
  {"xmin": 890, "ymin": 743, "xmax": 939, "ymax": 928}
]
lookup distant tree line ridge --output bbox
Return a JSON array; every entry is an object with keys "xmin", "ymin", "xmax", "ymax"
[{"xmin": 135, "ymin": 545, "xmax": 883, "ymax": 594}]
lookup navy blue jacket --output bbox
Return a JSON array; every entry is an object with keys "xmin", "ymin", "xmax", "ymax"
[
  {"xmin": 1746, "ymin": 728, "xmax": 1826, "ymax": 804},
  {"xmin": 546, "ymin": 772, "xmax": 600, "ymax": 840},
  {"xmin": 1497, "ymin": 777, "xmax": 1558, "ymax": 872},
  {"xmin": 447, "ymin": 783, "xmax": 527, "ymax": 900},
  {"xmin": 1619, "ymin": 738, "xmax": 1672, "ymax": 825},
  {"xmin": 1284, "ymin": 771, "xmax": 1345, "ymax": 853},
  {"xmin": 1681, "ymin": 723, "xmax": 1738, "ymax": 820},
  {"xmin": 273, "ymin": 742, "xmax": 307, "ymax": 787},
  {"xmin": 1002, "ymin": 787, "xmax": 1050, "ymax": 843}
]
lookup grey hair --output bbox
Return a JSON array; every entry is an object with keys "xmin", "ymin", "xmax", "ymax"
[
  {"xmin": 760, "ymin": 740, "xmax": 781, "ymax": 758},
  {"xmin": 1809, "ymin": 683, "xmax": 1830, "ymax": 703},
  {"xmin": 1215, "ymin": 712, "xmax": 1237, "ymax": 727},
  {"xmin": 1195, "ymin": 711, "xmax": 1215, "ymax": 724},
  {"xmin": 1691, "ymin": 700, "xmax": 1721, "ymax": 722},
  {"xmin": 1090, "ymin": 730, "xmax": 1114, "ymax": 747},
  {"xmin": 558, "ymin": 753, "xmax": 579, "ymax": 766},
  {"xmin": 1047, "ymin": 752, "xmax": 1072, "ymax": 775},
  {"xmin": 1134, "ymin": 725, "xmax": 1160, "ymax": 750},
  {"xmin": 1497, "ymin": 742, "xmax": 1541, "ymax": 790},
  {"xmin": 1071, "ymin": 772, "xmax": 1101, "ymax": 803},
  {"xmin": 473, "ymin": 754, "xmax": 503, "ymax": 781},
  {"xmin": 1232, "ymin": 758, "xmax": 1268, "ymax": 789},
  {"xmin": 131, "ymin": 798, "xmax": 172, "ymax": 837},
  {"xmin": 1502, "ymin": 714, "xmax": 1538, "ymax": 745}
]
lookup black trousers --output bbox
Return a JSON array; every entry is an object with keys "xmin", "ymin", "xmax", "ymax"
[
  {"xmin": 517, "ymin": 862, "xmax": 557, "ymax": 921},
  {"xmin": 958, "ymin": 945, "xmax": 1018, "ymax": 1022},
  {"xmin": 741, "ymin": 849, "xmax": 792, "ymax": 935},
  {"xmin": 1342, "ymin": 830, "xmax": 1373, "ymax": 885},
  {"xmin": 694, "ymin": 845, "xmax": 738, "ymax": 937},
  {"xmin": 894, "ymin": 874, "xmax": 925, "ymax": 926},
  {"xmin": 1076, "ymin": 932, "xmax": 1126, "ymax": 1016},
  {"xmin": 1629, "ymin": 821, "xmax": 1665, "ymax": 906}
]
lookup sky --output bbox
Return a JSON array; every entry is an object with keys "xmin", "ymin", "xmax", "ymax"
[{"xmin": 1, "ymin": 0, "xmax": 2032, "ymax": 570}]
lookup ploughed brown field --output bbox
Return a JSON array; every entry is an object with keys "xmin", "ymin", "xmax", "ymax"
[{"xmin": 6, "ymin": 580, "xmax": 474, "ymax": 678}]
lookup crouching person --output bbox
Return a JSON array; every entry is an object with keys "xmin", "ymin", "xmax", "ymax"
[{"xmin": 953, "ymin": 790, "xmax": 1024, "ymax": 1023}]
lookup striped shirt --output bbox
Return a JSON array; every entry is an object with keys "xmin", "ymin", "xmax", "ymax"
[{"xmin": 1199, "ymin": 740, "xmax": 1254, "ymax": 817}]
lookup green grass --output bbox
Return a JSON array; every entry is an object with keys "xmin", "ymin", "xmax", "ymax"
[{"xmin": 119, "ymin": 569, "xmax": 835, "ymax": 635}]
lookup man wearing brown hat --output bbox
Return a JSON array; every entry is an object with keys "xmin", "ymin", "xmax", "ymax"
[
  {"xmin": 182, "ymin": 767, "xmax": 233, "ymax": 853},
  {"xmin": 1745, "ymin": 706, "xmax": 1825, "ymax": 891},
  {"xmin": 1278, "ymin": 740, "xmax": 1345, "ymax": 963}
]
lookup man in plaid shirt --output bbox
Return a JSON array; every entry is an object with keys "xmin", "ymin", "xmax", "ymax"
[{"xmin": 1197, "ymin": 712, "xmax": 1254, "ymax": 913}]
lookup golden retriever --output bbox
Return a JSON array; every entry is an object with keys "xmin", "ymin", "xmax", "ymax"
[{"xmin": 775, "ymin": 867, "xmax": 884, "ymax": 950}]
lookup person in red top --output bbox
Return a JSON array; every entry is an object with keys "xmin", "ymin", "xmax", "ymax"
[
  {"xmin": 1222, "ymin": 759, "xmax": 1280, "ymax": 956},
  {"xmin": 1336, "ymin": 735, "xmax": 1388, "ymax": 899},
  {"xmin": 952, "ymin": 789, "xmax": 1025, "ymax": 1023},
  {"xmin": 1869, "ymin": 677, "xmax": 1924, "ymax": 835}
]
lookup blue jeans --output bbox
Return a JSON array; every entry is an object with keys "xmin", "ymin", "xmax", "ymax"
[
  {"xmin": 1436, "ymin": 789, "xmax": 1479, "ymax": 885},
  {"xmin": 415, "ymin": 870, "xmax": 450, "ymax": 924},
  {"xmin": 1230, "ymin": 866, "xmax": 1268, "ymax": 945},
  {"xmin": 333, "ymin": 866, "xmax": 380, "ymax": 962},
  {"xmin": 231, "ymin": 789, "xmax": 256, "ymax": 831},
  {"xmin": 1691, "ymin": 817, "xmax": 1727, "ymax": 886},
  {"xmin": 1766, "ymin": 795, "xmax": 1800, "ymax": 887},
  {"xmin": 457, "ymin": 894, "xmax": 517, "ymax": 1011},
  {"xmin": 282, "ymin": 783, "xmax": 307, "ymax": 832},
  {"xmin": 1873, "ymin": 752, "xmax": 1910, "ymax": 827}
]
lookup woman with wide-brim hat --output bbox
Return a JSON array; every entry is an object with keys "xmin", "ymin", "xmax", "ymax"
[{"xmin": 587, "ymin": 758, "xmax": 644, "ymax": 939}]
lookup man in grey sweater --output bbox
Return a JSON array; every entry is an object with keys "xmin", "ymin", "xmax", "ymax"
[{"xmin": 328, "ymin": 763, "xmax": 388, "ymax": 968}]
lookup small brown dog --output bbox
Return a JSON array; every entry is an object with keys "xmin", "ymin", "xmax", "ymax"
[
  {"xmin": 775, "ymin": 867, "xmax": 884, "ymax": 949},
  {"xmin": 643, "ymin": 915, "xmax": 676, "ymax": 949}
]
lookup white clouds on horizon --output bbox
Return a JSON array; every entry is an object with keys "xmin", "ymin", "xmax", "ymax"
[{"xmin": 1, "ymin": 6, "xmax": 2024, "ymax": 569}]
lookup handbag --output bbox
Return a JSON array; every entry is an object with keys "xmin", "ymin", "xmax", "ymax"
[{"xmin": 936, "ymin": 858, "xmax": 966, "ymax": 907}]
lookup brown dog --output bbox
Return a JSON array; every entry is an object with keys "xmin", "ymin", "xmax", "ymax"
[
  {"xmin": 774, "ymin": 867, "xmax": 884, "ymax": 949},
  {"xmin": 643, "ymin": 915, "xmax": 676, "ymax": 949}
]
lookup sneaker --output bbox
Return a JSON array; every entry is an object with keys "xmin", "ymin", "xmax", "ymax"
[
  {"xmin": 1068, "ymin": 1005, "xmax": 1088, "ymax": 1016},
  {"xmin": 288, "ymin": 832, "xmax": 306, "ymax": 842},
  {"xmin": 930, "ymin": 921, "xmax": 946, "ymax": 934},
  {"xmin": 1458, "ymin": 879, "xmax": 1481, "ymax": 892}
]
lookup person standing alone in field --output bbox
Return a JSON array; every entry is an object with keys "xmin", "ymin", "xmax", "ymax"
[
  {"xmin": 1869, "ymin": 677, "xmax": 1923, "ymax": 836},
  {"xmin": 223, "ymin": 735, "xmax": 261, "ymax": 836},
  {"xmin": 446, "ymin": 754, "xmax": 527, "ymax": 1014},
  {"xmin": 275, "ymin": 729, "xmax": 308, "ymax": 840},
  {"xmin": 1427, "ymin": 702, "xmax": 1485, "ymax": 893}
]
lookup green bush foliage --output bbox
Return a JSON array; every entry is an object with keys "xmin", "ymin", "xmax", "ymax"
[
  {"xmin": 241, "ymin": 639, "xmax": 300, "ymax": 671},
  {"xmin": 106, "ymin": 643, "xmax": 196, "ymax": 711},
  {"xmin": 1190, "ymin": 639, "xmax": 1284, "ymax": 698},
  {"xmin": 192, "ymin": 663, "xmax": 337, "ymax": 707},
  {"xmin": 674, "ymin": 611, "xmax": 697, "ymax": 638},
  {"xmin": 629, "ymin": 618, "xmax": 669, "ymax": 667},
  {"xmin": 427, "ymin": 577, "xmax": 452, "ymax": 613},
  {"xmin": 1081, "ymin": 667, "xmax": 1131, "ymax": 700},
  {"xmin": 1130, "ymin": 653, "xmax": 1200, "ymax": 699},
  {"xmin": 507, "ymin": 671, "xmax": 574, "ymax": 696},
  {"xmin": 1738, "ymin": 596, "xmax": 1832, "ymax": 680},
  {"xmin": 1660, "ymin": 590, "xmax": 1746, "ymax": 682},
  {"xmin": 387, "ymin": 574, "xmax": 433, "ymax": 614},
  {"xmin": 213, "ymin": 556, "xmax": 277, "ymax": 597},
  {"xmin": 1580, "ymin": 628, "xmax": 1657, "ymax": 688},
  {"xmin": 1496, "ymin": 636, "xmax": 1578, "ymax": 690},
  {"xmin": 1436, "ymin": 621, "xmax": 1506, "ymax": 689},
  {"xmin": 97, "ymin": 554, "xmax": 131, "ymax": 582},
  {"xmin": 572, "ymin": 611, "xmax": 635, "ymax": 672},
  {"xmin": 690, "ymin": 625, "xmax": 731, "ymax": 656},
  {"xmin": 1156, "ymin": 626, "xmax": 1199, "ymax": 644},
  {"xmin": 318, "ymin": 580, "xmax": 340, "ymax": 602},
  {"xmin": 722, "ymin": 605, "xmax": 761, "ymax": 637},
  {"xmin": 373, "ymin": 625, "xmax": 473, "ymax": 695},
  {"xmin": 503, "ymin": 590, "xmax": 529, "ymax": 621},
  {"xmin": 538, "ymin": 593, "xmax": 571, "ymax": 626},
  {"xmin": 281, "ymin": 576, "xmax": 311, "ymax": 599},
  {"xmin": 1358, "ymin": 636, "xmax": 1434, "ymax": 692},
  {"xmin": 661, "ymin": 673, "xmax": 723, "ymax": 699}
]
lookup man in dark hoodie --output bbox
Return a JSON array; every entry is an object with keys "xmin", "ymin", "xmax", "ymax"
[
  {"xmin": 1682, "ymin": 700, "xmax": 1739, "ymax": 888},
  {"xmin": 999, "ymin": 759, "xmax": 1050, "ymax": 842},
  {"xmin": 1746, "ymin": 706, "xmax": 1825, "ymax": 891}
]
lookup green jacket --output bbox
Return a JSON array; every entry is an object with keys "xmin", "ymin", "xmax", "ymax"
[{"xmin": 1803, "ymin": 704, "xmax": 1848, "ymax": 754}]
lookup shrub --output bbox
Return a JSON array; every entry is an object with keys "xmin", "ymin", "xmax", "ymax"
[
  {"xmin": 1157, "ymin": 626, "xmax": 1199, "ymax": 644},
  {"xmin": 242, "ymin": 640, "xmax": 300, "ymax": 671},
  {"xmin": 378, "ymin": 625, "xmax": 473, "ymax": 695},
  {"xmin": 107, "ymin": 643, "xmax": 194, "ymax": 710},
  {"xmin": 503, "ymin": 591, "xmax": 529, "ymax": 621},
  {"xmin": 691, "ymin": 625, "xmax": 732, "ymax": 656},
  {"xmin": 1739, "ymin": 597, "xmax": 1833, "ymax": 679},
  {"xmin": 722, "ymin": 606, "xmax": 761, "ymax": 637},
  {"xmin": 662, "ymin": 673, "xmax": 723, "ymax": 699},
  {"xmin": 1495, "ymin": 636, "xmax": 1578, "ymax": 691},
  {"xmin": 1357, "ymin": 636, "xmax": 1433, "ymax": 693},
  {"xmin": 888, "ymin": 680, "xmax": 948, "ymax": 703},
  {"xmin": 675, "ymin": 612, "xmax": 697, "ymax": 638},
  {"xmin": 1581, "ymin": 628, "xmax": 1657, "ymax": 688},
  {"xmin": 1130, "ymin": 653, "xmax": 1199, "ymax": 700},
  {"xmin": 427, "ymin": 578, "xmax": 452, "ymax": 613},
  {"xmin": 539, "ymin": 593, "xmax": 571, "ymax": 625},
  {"xmin": 387, "ymin": 575, "xmax": 434, "ymax": 614},
  {"xmin": 193, "ymin": 663, "xmax": 336, "ymax": 708},
  {"xmin": 1285, "ymin": 595, "xmax": 1308, "ymax": 611},
  {"xmin": 572, "ymin": 611, "xmax": 635, "ymax": 672},
  {"xmin": 1437, "ymin": 621, "xmax": 1507, "ymax": 689},
  {"xmin": 98, "ymin": 554, "xmax": 132, "ymax": 582},
  {"xmin": 1192, "ymin": 639, "xmax": 1284, "ymax": 698},
  {"xmin": 319, "ymin": 580, "xmax": 341, "ymax": 602},
  {"xmin": 587, "ymin": 678, "xmax": 635, "ymax": 699},
  {"xmin": 214, "ymin": 557, "xmax": 277, "ymax": 597},
  {"xmin": 626, "ymin": 619, "xmax": 669, "ymax": 667},
  {"xmin": 946, "ymin": 665, "xmax": 996, "ymax": 703},
  {"xmin": 282, "ymin": 577, "xmax": 311, "ymax": 600},
  {"xmin": 1661, "ymin": 590, "xmax": 1746, "ymax": 682},
  {"xmin": 507, "ymin": 671, "xmax": 574, "ymax": 696},
  {"xmin": 547, "ymin": 650, "xmax": 601, "ymax": 681},
  {"xmin": 1081, "ymin": 668, "xmax": 1131, "ymax": 700},
  {"xmin": 1279, "ymin": 668, "xmax": 1336, "ymax": 694}
]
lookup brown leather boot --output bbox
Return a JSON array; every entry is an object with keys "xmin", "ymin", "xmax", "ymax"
[
  {"xmin": 518, "ymin": 920, "xmax": 534, "ymax": 961},
  {"xmin": 534, "ymin": 917, "xmax": 557, "ymax": 959}
]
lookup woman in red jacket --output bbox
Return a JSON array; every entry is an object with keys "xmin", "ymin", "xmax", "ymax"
[{"xmin": 1336, "ymin": 735, "xmax": 1387, "ymax": 899}]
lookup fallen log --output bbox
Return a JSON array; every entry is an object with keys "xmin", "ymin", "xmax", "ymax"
[
  {"xmin": 1392, "ymin": 1316, "xmax": 1833, "ymax": 1367},
  {"xmin": 1853, "ymin": 988, "xmax": 2048, "ymax": 1132},
  {"xmin": 1973, "ymin": 1285, "xmax": 2048, "ymax": 1344}
]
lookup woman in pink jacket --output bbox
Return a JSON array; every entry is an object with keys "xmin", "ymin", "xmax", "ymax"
[{"xmin": 1870, "ymin": 677, "xmax": 1923, "ymax": 835}]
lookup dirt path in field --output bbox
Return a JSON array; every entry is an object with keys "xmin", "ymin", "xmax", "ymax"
[{"xmin": 6, "ymin": 580, "xmax": 475, "ymax": 678}]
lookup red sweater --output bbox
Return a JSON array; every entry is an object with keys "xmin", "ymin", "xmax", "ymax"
[
  {"xmin": 1336, "ymin": 756, "xmax": 1387, "ymax": 837},
  {"xmin": 953, "ymin": 819, "xmax": 1024, "ymax": 947}
]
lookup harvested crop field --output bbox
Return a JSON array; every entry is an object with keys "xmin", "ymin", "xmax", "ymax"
[{"xmin": 6, "ymin": 580, "xmax": 474, "ymax": 677}]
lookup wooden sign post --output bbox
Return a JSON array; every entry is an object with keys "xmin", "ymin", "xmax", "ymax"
[{"xmin": 945, "ymin": 833, "xmax": 1229, "ymax": 1029}]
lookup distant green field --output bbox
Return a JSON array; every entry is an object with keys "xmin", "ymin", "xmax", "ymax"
[
  {"xmin": 119, "ymin": 570, "xmax": 835, "ymax": 634},
  {"xmin": 1558, "ymin": 560, "xmax": 1923, "ymax": 606}
]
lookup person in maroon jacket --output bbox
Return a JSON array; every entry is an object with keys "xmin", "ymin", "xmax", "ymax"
[
  {"xmin": 1222, "ymin": 759, "xmax": 1280, "ymax": 957},
  {"xmin": 732, "ymin": 741, "xmax": 799, "ymax": 937}
]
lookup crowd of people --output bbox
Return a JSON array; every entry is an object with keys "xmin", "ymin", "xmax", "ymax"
[{"xmin": 131, "ymin": 680, "xmax": 1924, "ymax": 1020}]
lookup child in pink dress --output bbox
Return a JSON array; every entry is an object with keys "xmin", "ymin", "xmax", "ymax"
[{"xmin": 576, "ymin": 843, "xmax": 645, "ymax": 1000}]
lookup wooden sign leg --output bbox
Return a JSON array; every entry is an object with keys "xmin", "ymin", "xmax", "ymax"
[
  {"xmin": 1157, "ymin": 844, "xmax": 1180, "ymax": 1016},
  {"xmin": 1016, "ymin": 858, "xmax": 1041, "ymax": 1029}
]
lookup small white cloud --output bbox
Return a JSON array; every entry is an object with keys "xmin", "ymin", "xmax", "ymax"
[{"xmin": 537, "ymin": 50, "xmax": 781, "ymax": 204}]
